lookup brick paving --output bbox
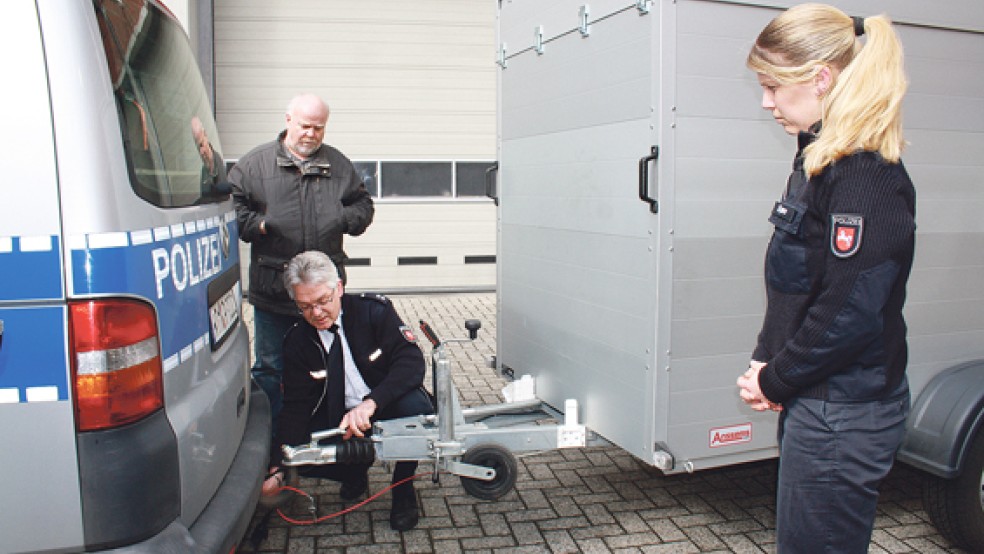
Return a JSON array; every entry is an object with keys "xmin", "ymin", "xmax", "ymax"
[{"xmin": 237, "ymin": 293, "xmax": 967, "ymax": 553}]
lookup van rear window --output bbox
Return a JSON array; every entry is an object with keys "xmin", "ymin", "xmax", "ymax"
[{"xmin": 96, "ymin": 0, "xmax": 226, "ymax": 208}]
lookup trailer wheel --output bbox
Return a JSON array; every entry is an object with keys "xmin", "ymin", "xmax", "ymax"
[
  {"xmin": 923, "ymin": 429, "xmax": 984, "ymax": 551},
  {"xmin": 460, "ymin": 444, "xmax": 518, "ymax": 500}
]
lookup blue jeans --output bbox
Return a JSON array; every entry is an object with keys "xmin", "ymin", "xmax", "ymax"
[
  {"xmin": 251, "ymin": 308, "xmax": 301, "ymax": 424},
  {"xmin": 776, "ymin": 393, "xmax": 909, "ymax": 553}
]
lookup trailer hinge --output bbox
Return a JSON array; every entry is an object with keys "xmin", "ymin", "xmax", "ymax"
[
  {"xmin": 534, "ymin": 25, "xmax": 545, "ymax": 55},
  {"xmin": 497, "ymin": 42, "xmax": 507, "ymax": 68},
  {"xmin": 637, "ymin": 0, "xmax": 652, "ymax": 14},
  {"xmin": 579, "ymin": 5, "xmax": 590, "ymax": 37},
  {"xmin": 653, "ymin": 443, "xmax": 674, "ymax": 471}
]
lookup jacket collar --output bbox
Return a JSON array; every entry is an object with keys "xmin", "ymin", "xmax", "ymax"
[
  {"xmin": 275, "ymin": 130, "xmax": 332, "ymax": 177},
  {"xmin": 793, "ymin": 121, "xmax": 821, "ymax": 173},
  {"xmin": 796, "ymin": 121, "xmax": 821, "ymax": 153}
]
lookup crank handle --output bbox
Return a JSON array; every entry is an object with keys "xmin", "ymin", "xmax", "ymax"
[{"xmin": 309, "ymin": 427, "xmax": 347, "ymax": 442}]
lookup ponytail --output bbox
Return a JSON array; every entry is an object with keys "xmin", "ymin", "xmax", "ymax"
[{"xmin": 807, "ymin": 15, "xmax": 907, "ymax": 176}]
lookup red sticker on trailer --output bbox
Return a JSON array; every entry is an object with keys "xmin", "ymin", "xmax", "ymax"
[{"xmin": 709, "ymin": 423, "xmax": 752, "ymax": 448}]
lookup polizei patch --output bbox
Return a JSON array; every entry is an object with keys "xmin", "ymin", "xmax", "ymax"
[
  {"xmin": 830, "ymin": 214, "xmax": 863, "ymax": 258},
  {"xmin": 399, "ymin": 325, "xmax": 417, "ymax": 343}
]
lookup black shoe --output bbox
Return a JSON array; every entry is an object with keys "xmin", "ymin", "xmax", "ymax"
[
  {"xmin": 389, "ymin": 493, "xmax": 419, "ymax": 531},
  {"xmin": 339, "ymin": 474, "xmax": 368, "ymax": 501}
]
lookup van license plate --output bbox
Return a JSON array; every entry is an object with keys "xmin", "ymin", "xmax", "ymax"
[{"xmin": 209, "ymin": 281, "xmax": 241, "ymax": 349}]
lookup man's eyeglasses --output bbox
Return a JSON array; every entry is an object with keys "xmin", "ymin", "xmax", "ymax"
[{"xmin": 296, "ymin": 291, "xmax": 335, "ymax": 315}]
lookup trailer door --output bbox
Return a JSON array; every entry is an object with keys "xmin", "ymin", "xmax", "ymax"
[{"xmin": 496, "ymin": 0, "xmax": 665, "ymax": 462}]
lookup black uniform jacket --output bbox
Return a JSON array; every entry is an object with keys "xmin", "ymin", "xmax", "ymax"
[
  {"xmin": 753, "ymin": 137, "xmax": 916, "ymax": 405},
  {"xmin": 271, "ymin": 293, "xmax": 424, "ymax": 466}
]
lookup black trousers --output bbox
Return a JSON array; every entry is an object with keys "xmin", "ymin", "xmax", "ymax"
[
  {"xmin": 775, "ymin": 393, "xmax": 908, "ymax": 553},
  {"xmin": 300, "ymin": 387, "xmax": 434, "ymax": 499}
]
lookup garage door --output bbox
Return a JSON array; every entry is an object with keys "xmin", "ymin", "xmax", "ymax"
[{"xmin": 214, "ymin": 0, "xmax": 497, "ymax": 291}]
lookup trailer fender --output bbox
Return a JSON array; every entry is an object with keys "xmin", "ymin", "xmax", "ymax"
[{"xmin": 897, "ymin": 360, "xmax": 984, "ymax": 479}]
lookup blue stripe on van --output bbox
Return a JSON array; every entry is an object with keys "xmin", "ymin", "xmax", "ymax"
[
  {"xmin": 0, "ymin": 236, "xmax": 62, "ymax": 302},
  {"xmin": 69, "ymin": 213, "xmax": 240, "ymax": 363},
  {"xmin": 0, "ymin": 306, "xmax": 68, "ymax": 404}
]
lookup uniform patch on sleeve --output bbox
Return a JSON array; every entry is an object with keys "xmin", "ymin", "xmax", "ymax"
[
  {"xmin": 360, "ymin": 292, "xmax": 390, "ymax": 305},
  {"xmin": 831, "ymin": 214, "xmax": 863, "ymax": 258},
  {"xmin": 399, "ymin": 325, "xmax": 417, "ymax": 343}
]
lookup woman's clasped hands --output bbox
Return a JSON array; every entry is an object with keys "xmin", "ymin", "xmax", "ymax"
[{"xmin": 737, "ymin": 361, "xmax": 782, "ymax": 412}]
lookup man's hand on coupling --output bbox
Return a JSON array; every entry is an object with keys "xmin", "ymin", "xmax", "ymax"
[{"xmin": 340, "ymin": 398, "xmax": 377, "ymax": 439}]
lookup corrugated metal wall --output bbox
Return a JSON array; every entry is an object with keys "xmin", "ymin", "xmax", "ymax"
[{"xmin": 214, "ymin": 0, "xmax": 497, "ymax": 291}]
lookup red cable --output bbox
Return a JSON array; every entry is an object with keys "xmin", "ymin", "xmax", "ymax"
[{"xmin": 273, "ymin": 472, "xmax": 430, "ymax": 525}]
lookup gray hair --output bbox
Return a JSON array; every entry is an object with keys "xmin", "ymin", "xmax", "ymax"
[{"xmin": 284, "ymin": 251, "xmax": 339, "ymax": 300}]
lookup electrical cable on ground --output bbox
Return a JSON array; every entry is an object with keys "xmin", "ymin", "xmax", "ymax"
[{"xmin": 272, "ymin": 472, "xmax": 431, "ymax": 525}]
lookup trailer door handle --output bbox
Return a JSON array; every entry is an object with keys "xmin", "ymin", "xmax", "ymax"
[
  {"xmin": 638, "ymin": 146, "xmax": 659, "ymax": 213},
  {"xmin": 485, "ymin": 162, "xmax": 499, "ymax": 206}
]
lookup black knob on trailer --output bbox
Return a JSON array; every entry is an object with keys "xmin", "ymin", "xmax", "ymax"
[{"xmin": 465, "ymin": 319, "xmax": 481, "ymax": 340}]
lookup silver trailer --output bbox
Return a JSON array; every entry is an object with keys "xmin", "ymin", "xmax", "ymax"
[{"xmin": 494, "ymin": 0, "xmax": 984, "ymax": 548}]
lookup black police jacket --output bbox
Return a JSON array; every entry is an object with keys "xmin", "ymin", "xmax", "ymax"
[
  {"xmin": 753, "ymin": 142, "xmax": 916, "ymax": 404},
  {"xmin": 272, "ymin": 293, "xmax": 424, "ymax": 466}
]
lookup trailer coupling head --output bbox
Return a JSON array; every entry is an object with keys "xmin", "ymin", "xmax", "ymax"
[{"xmin": 281, "ymin": 436, "xmax": 376, "ymax": 467}]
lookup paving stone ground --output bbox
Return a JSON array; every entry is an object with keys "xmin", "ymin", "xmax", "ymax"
[{"xmin": 237, "ymin": 293, "xmax": 968, "ymax": 554}]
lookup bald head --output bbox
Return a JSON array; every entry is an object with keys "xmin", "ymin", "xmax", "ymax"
[
  {"xmin": 284, "ymin": 93, "xmax": 329, "ymax": 159},
  {"xmin": 190, "ymin": 115, "xmax": 213, "ymax": 168},
  {"xmin": 287, "ymin": 93, "xmax": 329, "ymax": 118}
]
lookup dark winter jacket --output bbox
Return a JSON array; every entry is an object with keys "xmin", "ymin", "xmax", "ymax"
[
  {"xmin": 754, "ymin": 134, "xmax": 916, "ymax": 404},
  {"xmin": 230, "ymin": 132, "xmax": 374, "ymax": 315}
]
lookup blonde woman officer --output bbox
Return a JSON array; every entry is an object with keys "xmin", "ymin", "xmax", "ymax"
[{"xmin": 736, "ymin": 4, "xmax": 916, "ymax": 552}]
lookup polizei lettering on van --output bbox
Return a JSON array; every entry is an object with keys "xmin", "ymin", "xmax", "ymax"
[
  {"xmin": 153, "ymin": 230, "xmax": 223, "ymax": 299},
  {"xmin": 69, "ymin": 212, "xmax": 239, "ymax": 364}
]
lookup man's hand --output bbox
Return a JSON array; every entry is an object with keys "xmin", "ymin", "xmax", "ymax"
[
  {"xmin": 737, "ymin": 361, "xmax": 782, "ymax": 412},
  {"xmin": 261, "ymin": 466, "xmax": 284, "ymax": 496},
  {"xmin": 340, "ymin": 398, "xmax": 377, "ymax": 439}
]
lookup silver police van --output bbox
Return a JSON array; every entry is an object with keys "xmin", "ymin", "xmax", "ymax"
[{"xmin": 0, "ymin": 1, "xmax": 270, "ymax": 552}]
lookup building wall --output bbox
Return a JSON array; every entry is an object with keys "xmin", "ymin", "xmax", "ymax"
[{"xmin": 214, "ymin": 0, "xmax": 498, "ymax": 291}]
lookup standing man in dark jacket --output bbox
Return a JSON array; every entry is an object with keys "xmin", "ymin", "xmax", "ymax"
[
  {"xmin": 230, "ymin": 93, "xmax": 374, "ymax": 421},
  {"xmin": 262, "ymin": 251, "xmax": 433, "ymax": 531}
]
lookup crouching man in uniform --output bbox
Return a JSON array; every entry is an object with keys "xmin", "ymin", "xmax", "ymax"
[{"xmin": 262, "ymin": 250, "xmax": 433, "ymax": 531}]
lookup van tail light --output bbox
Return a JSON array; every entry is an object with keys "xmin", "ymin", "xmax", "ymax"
[{"xmin": 69, "ymin": 299, "xmax": 164, "ymax": 431}]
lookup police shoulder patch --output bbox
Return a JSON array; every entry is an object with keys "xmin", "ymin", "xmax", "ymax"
[
  {"xmin": 830, "ymin": 214, "xmax": 863, "ymax": 258},
  {"xmin": 399, "ymin": 325, "xmax": 417, "ymax": 343},
  {"xmin": 360, "ymin": 292, "xmax": 390, "ymax": 305}
]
